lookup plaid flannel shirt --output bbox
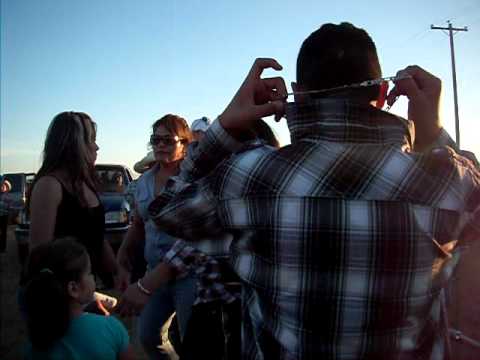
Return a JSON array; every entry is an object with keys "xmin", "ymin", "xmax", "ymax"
[
  {"xmin": 163, "ymin": 236, "xmax": 240, "ymax": 305},
  {"xmin": 149, "ymin": 99, "xmax": 480, "ymax": 360}
]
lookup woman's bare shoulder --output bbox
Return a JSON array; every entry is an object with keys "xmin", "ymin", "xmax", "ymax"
[{"xmin": 32, "ymin": 174, "xmax": 63, "ymax": 199}]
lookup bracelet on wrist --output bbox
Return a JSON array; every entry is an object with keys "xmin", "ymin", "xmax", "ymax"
[{"xmin": 136, "ymin": 279, "xmax": 152, "ymax": 296}]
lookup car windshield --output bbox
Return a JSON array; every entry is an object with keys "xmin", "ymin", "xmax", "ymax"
[
  {"xmin": 3, "ymin": 174, "xmax": 24, "ymax": 193},
  {"xmin": 96, "ymin": 168, "xmax": 126, "ymax": 194}
]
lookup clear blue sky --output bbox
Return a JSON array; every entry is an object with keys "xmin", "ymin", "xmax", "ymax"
[{"xmin": 1, "ymin": 0, "xmax": 479, "ymax": 174}]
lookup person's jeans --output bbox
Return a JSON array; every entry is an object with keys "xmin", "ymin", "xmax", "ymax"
[
  {"xmin": 137, "ymin": 275, "xmax": 196, "ymax": 359},
  {"xmin": 180, "ymin": 300, "xmax": 241, "ymax": 360}
]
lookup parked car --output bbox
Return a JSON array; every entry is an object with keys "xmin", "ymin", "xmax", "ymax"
[
  {"xmin": 1, "ymin": 172, "xmax": 35, "ymax": 223},
  {"xmin": 94, "ymin": 163, "xmax": 134, "ymax": 251},
  {"xmin": 15, "ymin": 164, "xmax": 135, "ymax": 266}
]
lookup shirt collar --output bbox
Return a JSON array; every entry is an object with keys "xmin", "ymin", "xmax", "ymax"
[{"xmin": 285, "ymin": 98, "xmax": 415, "ymax": 149}]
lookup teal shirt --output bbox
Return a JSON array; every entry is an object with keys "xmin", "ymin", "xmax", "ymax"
[{"xmin": 25, "ymin": 313, "xmax": 129, "ymax": 360}]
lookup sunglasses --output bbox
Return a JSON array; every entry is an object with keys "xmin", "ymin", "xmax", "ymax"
[{"xmin": 150, "ymin": 135, "xmax": 185, "ymax": 147}]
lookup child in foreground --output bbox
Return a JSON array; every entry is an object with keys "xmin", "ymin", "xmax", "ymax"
[{"xmin": 23, "ymin": 238, "xmax": 134, "ymax": 359}]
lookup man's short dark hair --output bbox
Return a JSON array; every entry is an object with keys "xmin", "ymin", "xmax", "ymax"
[{"xmin": 296, "ymin": 22, "xmax": 382, "ymax": 100}]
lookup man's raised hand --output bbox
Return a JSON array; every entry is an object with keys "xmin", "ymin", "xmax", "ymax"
[
  {"xmin": 220, "ymin": 58, "xmax": 287, "ymax": 133},
  {"xmin": 387, "ymin": 65, "xmax": 442, "ymax": 151}
]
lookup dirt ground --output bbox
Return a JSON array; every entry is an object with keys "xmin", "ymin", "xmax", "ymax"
[{"xmin": 0, "ymin": 226, "xmax": 177, "ymax": 360}]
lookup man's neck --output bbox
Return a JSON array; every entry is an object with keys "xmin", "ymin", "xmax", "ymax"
[{"xmin": 285, "ymin": 98, "xmax": 414, "ymax": 149}]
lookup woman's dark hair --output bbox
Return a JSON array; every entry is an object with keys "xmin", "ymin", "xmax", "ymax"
[
  {"xmin": 297, "ymin": 22, "xmax": 382, "ymax": 101},
  {"xmin": 28, "ymin": 111, "xmax": 97, "ymax": 209},
  {"xmin": 152, "ymin": 114, "xmax": 193, "ymax": 145},
  {"xmin": 24, "ymin": 238, "xmax": 89, "ymax": 351}
]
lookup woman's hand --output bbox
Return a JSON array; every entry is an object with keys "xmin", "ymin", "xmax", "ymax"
[{"xmin": 115, "ymin": 282, "xmax": 150, "ymax": 317}]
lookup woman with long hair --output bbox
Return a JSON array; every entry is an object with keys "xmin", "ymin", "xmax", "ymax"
[
  {"xmin": 24, "ymin": 238, "xmax": 134, "ymax": 359},
  {"xmin": 28, "ymin": 111, "xmax": 117, "ymax": 285},
  {"xmin": 116, "ymin": 114, "xmax": 197, "ymax": 359}
]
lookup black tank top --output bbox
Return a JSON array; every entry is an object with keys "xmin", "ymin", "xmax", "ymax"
[{"xmin": 54, "ymin": 180, "xmax": 105, "ymax": 276}]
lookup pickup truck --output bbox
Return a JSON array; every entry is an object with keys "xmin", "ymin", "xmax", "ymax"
[{"xmin": 15, "ymin": 164, "xmax": 135, "ymax": 265}]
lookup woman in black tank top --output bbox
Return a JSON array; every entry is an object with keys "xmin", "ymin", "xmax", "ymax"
[
  {"xmin": 52, "ymin": 178, "xmax": 106, "ymax": 280},
  {"xmin": 28, "ymin": 112, "xmax": 118, "ymax": 285}
]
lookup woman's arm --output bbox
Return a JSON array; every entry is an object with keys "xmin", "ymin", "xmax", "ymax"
[
  {"xmin": 115, "ymin": 208, "xmax": 145, "ymax": 291},
  {"xmin": 29, "ymin": 176, "xmax": 62, "ymax": 248},
  {"xmin": 115, "ymin": 261, "xmax": 174, "ymax": 317}
]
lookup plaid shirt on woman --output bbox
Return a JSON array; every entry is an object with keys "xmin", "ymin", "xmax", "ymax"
[{"xmin": 150, "ymin": 99, "xmax": 480, "ymax": 360}]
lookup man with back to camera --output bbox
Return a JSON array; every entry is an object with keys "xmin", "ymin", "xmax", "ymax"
[{"xmin": 149, "ymin": 22, "xmax": 480, "ymax": 359}]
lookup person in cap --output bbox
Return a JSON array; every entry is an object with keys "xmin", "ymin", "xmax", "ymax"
[
  {"xmin": 0, "ymin": 177, "xmax": 12, "ymax": 252},
  {"xmin": 190, "ymin": 116, "xmax": 211, "ymax": 141}
]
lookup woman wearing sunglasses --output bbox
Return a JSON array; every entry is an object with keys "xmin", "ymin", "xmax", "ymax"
[{"xmin": 116, "ymin": 114, "xmax": 196, "ymax": 359}]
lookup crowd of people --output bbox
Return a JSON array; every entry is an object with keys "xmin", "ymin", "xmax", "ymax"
[{"xmin": 4, "ymin": 21, "xmax": 480, "ymax": 360}]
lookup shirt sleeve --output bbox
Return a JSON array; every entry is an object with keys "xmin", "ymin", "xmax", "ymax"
[
  {"xmin": 429, "ymin": 128, "xmax": 479, "ymax": 167},
  {"xmin": 148, "ymin": 118, "xmax": 244, "ymax": 241},
  {"xmin": 163, "ymin": 239, "xmax": 194, "ymax": 278},
  {"xmin": 163, "ymin": 239, "xmax": 217, "ymax": 275},
  {"xmin": 163, "ymin": 239, "xmax": 238, "ymax": 304}
]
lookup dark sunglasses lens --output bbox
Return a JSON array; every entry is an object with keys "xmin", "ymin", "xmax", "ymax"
[
  {"xmin": 150, "ymin": 136, "xmax": 159, "ymax": 145},
  {"xmin": 150, "ymin": 136, "xmax": 177, "ymax": 146}
]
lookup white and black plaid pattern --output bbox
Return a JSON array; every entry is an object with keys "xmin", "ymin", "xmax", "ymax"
[
  {"xmin": 164, "ymin": 237, "xmax": 239, "ymax": 305},
  {"xmin": 150, "ymin": 99, "xmax": 480, "ymax": 359}
]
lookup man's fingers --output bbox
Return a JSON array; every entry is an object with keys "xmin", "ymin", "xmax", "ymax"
[
  {"xmin": 254, "ymin": 77, "xmax": 287, "ymax": 106},
  {"xmin": 262, "ymin": 77, "xmax": 288, "ymax": 99},
  {"xmin": 249, "ymin": 58, "xmax": 283, "ymax": 79},
  {"xmin": 390, "ymin": 69, "xmax": 421, "ymax": 101},
  {"xmin": 386, "ymin": 86, "xmax": 399, "ymax": 106},
  {"xmin": 252, "ymin": 100, "xmax": 285, "ymax": 120},
  {"xmin": 404, "ymin": 65, "xmax": 441, "ymax": 90},
  {"xmin": 388, "ymin": 65, "xmax": 442, "ymax": 107},
  {"xmin": 394, "ymin": 65, "xmax": 441, "ymax": 95}
]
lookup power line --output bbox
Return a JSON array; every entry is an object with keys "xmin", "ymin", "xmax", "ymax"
[{"xmin": 431, "ymin": 21, "xmax": 468, "ymax": 147}]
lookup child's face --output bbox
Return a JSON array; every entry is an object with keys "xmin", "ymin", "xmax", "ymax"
[{"xmin": 77, "ymin": 256, "xmax": 96, "ymax": 304}]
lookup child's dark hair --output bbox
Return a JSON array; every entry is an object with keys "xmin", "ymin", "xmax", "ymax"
[{"xmin": 24, "ymin": 238, "xmax": 89, "ymax": 351}]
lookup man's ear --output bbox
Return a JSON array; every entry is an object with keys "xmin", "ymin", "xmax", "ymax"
[
  {"xmin": 375, "ymin": 81, "xmax": 388, "ymax": 109},
  {"xmin": 291, "ymin": 82, "xmax": 308, "ymax": 103},
  {"xmin": 67, "ymin": 281, "xmax": 80, "ymax": 299}
]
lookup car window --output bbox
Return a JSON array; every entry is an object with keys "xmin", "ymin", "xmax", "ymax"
[{"xmin": 96, "ymin": 168, "xmax": 127, "ymax": 194}]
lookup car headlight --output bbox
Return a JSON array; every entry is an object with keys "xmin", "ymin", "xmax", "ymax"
[{"xmin": 105, "ymin": 210, "xmax": 128, "ymax": 224}]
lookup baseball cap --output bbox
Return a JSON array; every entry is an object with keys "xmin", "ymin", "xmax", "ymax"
[
  {"xmin": 133, "ymin": 151, "xmax": 156, "ymax": 174},
  {"xmin": 191, "ymin": 117, "xmax": 211, "ymax": 132}
]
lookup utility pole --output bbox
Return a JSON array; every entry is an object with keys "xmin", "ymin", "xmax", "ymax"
[{"xmin": 431, "ymin": 21, "xmax": 468, "ymax": 147}]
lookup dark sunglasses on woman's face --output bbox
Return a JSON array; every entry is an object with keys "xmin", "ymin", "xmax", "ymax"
[{"xmin": 150, "ymin": 135, "xmax": 185, "ymax": 147}]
